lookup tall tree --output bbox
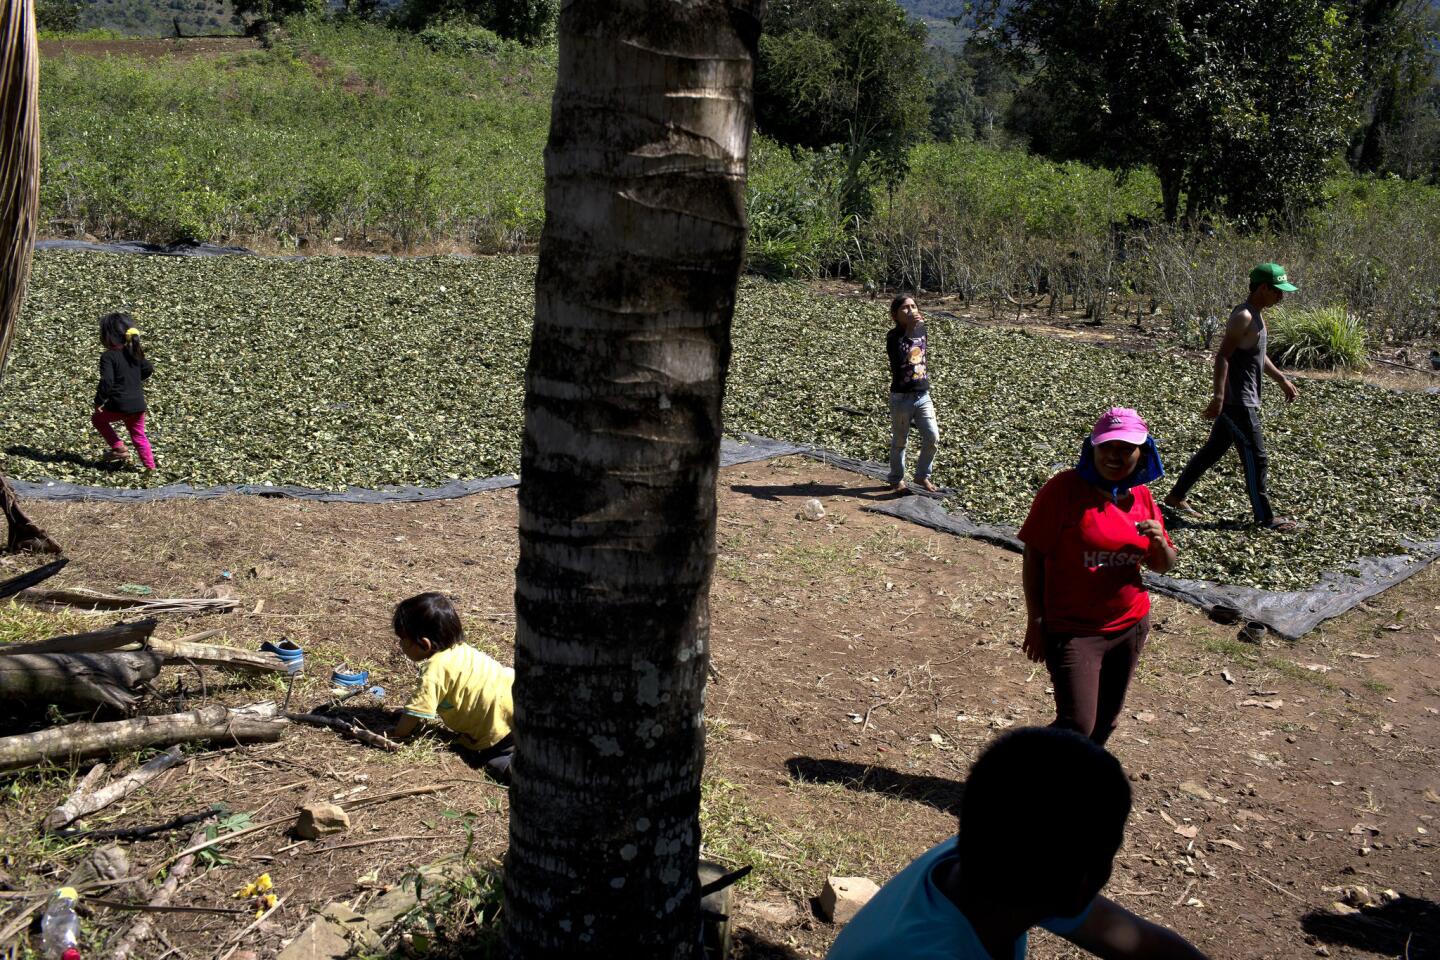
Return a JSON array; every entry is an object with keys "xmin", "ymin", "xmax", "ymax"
[
  {"xmin": 1001, "ymin": 0, "xmax": 1363, "ymax": 222},
  {"xmin": 755, "ymin": 0, "xmax": 933, "ymax": 215},
  {"xmin": 1, "ymin": 0, "xmax": 61, "ymax": 554},
  {"xmin": 1349, "ymin": 0, "xmax": 1440, "ymax": 177},
  {"xmin": 504, "ymin": 1, "xmax": 760, "ymax": 957}
]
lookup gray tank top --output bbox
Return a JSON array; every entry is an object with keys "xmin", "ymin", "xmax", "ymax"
[{"xmin": 1225, "ymin": 305, "xmax": 1265, "ymax": 408}]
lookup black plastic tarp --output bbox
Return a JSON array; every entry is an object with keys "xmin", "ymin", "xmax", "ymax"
[
  {"xmin": 10, "ymin": 436, "xmax": 808, "ymax": 505},
  {"xmin": 862, "ymin": 494, "xmax": 1440, "ymax": 641},
  {"xmin": 10, "ymin": 424, "xmax": 1430, "ymax": 637}
]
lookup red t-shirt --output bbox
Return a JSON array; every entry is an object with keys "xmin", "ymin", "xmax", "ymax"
[{"xmin": 1018, "ymin": 470, "xmax": 1171, "ymax": 635}]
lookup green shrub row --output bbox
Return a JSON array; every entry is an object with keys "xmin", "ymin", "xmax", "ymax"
[{"xmin": 36, "ymin": 19, "xmax": 1440, "ymax": 344}]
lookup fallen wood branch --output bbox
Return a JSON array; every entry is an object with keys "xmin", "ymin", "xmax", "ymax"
[
  {"xmin": 60, "ymin": 807, "xmax": 219, "ymax": 842},
  {"xmin": 110, "ymin": 827, "xmax": 210, "ymax": 960},
  {"xmin": 44, "ymin": 746, "xmax": 186, "ymax": 831},
  {"xmin": 16, "ymin": 587, "xmax": 239, "ymax": 617},
  {"xmin": 0, "ymin": 705, "xmax": 286, "ymax": 774},
  {"xmin": 89, "ymin": 898, "xmax": 245, "ymax": 915},
  {"xmin": 0, "ymin": 650, "xmax": 163, "ymax": 712},
  {"xmin": 44, "ymin": 761, "xmax": 109, "ymax": 832},
  {"xmin": 0, "ymin": 557, "xmax": 67, "ymax": 600},
  {"xmin": 286, "ymin": 712, "xmax": 400, "ymax": 751},
  {"xmin": 148, "ymin": 638, "xmax": 285, "ymax": 675},
  {"xmin": 0, "ymin": 618, "xmax": 157, "ymax": 656}
]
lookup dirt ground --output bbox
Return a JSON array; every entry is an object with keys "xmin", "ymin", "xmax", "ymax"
[{"xmin": 1, "ymin": 455, "xmax": 1437, "ymax": 959}]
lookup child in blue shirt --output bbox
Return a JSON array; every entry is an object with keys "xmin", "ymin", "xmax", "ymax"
[{"xmin": 828, "ymin": 728, "xmax": 1208, "ymax": 960}]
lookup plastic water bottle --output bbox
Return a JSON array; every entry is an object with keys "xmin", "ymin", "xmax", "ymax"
[{"xmin": 40, "ymin": 886, "xmax": 81, "ymax": 960}]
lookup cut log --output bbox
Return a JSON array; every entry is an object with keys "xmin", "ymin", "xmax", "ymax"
[
  {"xmin": 0, "ymin": 650, "xmax": 163, "ymax": 712},
  {"xmin": 0, "ymin": 618, "xmax": 157, "ymax": 656},
  {"xmin": 43, "ymin": 745, "xmax": 185, "ymax": 831},
  {"xmin": 0, "ymin": 705, "xmax": 286, "ymax": 774},
  {"xmin": 0, "ymin": 557, "xmax": 67, "ymax": 600},
  {"xmin": 147, "ymin": 638, "xmax": 286, "ymax": 674}
]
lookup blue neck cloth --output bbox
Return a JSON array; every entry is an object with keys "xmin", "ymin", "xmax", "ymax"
[{"xmin": 1076, "ymin": 436, "xmax": 1165, "ymax": 502}]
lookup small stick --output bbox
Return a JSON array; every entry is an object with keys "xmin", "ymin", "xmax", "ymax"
[
  {"xmin": 114, "ymin": 827, "xmax": 211, "ymax": 960},
  {"xmin": 149, "ymin": 785, "xmax": 445, "ymax": 876},
  {"xmin": 213, "ymin": 895, "xmax": 288, "ymax": 960},
  {"xmin": 1172, "ymin": 879, "xmax": 1196, "ymax": 907},
  {"xmin": 58, "ymin": 807, "xmax": 219, "ymax": 842},
  {"xmin": 285, "ymin": 712, "xmax": 399, "ymax": 752},
  {"xmin": 148, "ymin": 816, "xmax": 292, "ymax": 878},
  {"xmin": 88, "ymin": 898, "xmax": 247, "ymax": 915},
  {"xmin": 302, "ymin": 834, "xmax": 433, "ymax": 855},
  {"xmin": 1244, "ymin": 866, "xmax": 1307, "ymax": 904}
]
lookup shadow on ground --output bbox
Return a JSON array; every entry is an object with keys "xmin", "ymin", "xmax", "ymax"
[
  {"xmin": 786, "ymin": 757, "xmax": 964, "ymax": 815},
  {"xmin": 1301, "ymin": 897, "xmax": 1440, "ymax": 959},
  {"xmin": 729, "ymin": 481, "xmax": 901, "ymax": 504},
  {"xmin": 6, "ymin": 444, "xmax": 117, "ymax": 472}
]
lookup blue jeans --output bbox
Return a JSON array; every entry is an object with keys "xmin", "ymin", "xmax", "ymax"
[{"xmin": 888, "ymin": 391, "xmax": 939, "ymax": 483}]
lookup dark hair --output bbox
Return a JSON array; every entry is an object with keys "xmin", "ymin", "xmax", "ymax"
[
  {"xmin": 959, "ymin": 728, "xmax": 1131, "ymax": 919},
  {"xmin": 392, "ymin": 592, "xmax": 464, "ymax": 651},
  {"xmin": 99, "ymin": 311, "xmax": 146, "ymax": 365},
  {"xmin": 889, "ymin": 293, "xmax": 916, "ymax": 320}
]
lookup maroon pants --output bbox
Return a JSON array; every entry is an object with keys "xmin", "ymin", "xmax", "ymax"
[{"xmin": 1044, "ymin": 614, "xmax": 1149, "ymax": 746}]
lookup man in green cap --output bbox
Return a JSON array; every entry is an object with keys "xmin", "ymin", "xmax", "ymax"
[{"xmin": 1163, "ymin": 263, "xmax": 1300, "ymax": 531}]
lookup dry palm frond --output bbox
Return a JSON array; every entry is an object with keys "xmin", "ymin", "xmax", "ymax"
[
  {"xmin": 16, "ymin": 586, "xmax": 242, "ymax": 617},
  {"xmin": 0, "ymin": 0, "xmax": 39, "ymax": 375}
]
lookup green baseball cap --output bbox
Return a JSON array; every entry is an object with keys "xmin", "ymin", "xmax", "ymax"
[{"xmin": 1250, "ymin": 263, "xmax": 1298, "ymax": 292}]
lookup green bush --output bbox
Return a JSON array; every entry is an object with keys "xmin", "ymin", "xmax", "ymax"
[
  {"xmin": 1267, "ymin": 305, "xmax": 1369, "ymax": 369},
  {"xmin": 417, "ymin": 22, "xmax": 511, "ymax": 56}
]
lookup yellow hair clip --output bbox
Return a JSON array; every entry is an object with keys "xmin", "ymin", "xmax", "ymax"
[{"xmin": 124, "ymin": 327, "xmax": 141, "ymax": 339}]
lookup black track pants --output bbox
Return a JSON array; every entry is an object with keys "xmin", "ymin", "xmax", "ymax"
[{"xmin": 1169, "ymin": 405, "xmax": 1274, "ymax": 525}]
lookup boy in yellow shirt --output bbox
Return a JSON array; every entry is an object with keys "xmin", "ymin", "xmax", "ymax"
[{"xmin": 389, "ymin": 592, "xmax": 515, "ymax": 783}]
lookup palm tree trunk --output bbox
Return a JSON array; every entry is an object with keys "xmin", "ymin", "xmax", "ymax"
[
  {"xmin": 504, "ymin": 2, "xmax": 760, "ymax": 957},
  {"xmin": 0, "ymin": 0, "xmax": 59, "ymax": 556}
]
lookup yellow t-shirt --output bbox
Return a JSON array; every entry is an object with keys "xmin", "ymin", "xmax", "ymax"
[{"xmin": 403, "ymin": 644, "xmax": 514, "ymax": 750}]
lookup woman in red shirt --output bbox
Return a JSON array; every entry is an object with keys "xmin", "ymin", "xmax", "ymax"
[{"xmin": 1019, "ymin": 408, "xmax": 1179, "ymax": 745}]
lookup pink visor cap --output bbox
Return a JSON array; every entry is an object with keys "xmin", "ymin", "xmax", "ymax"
[{"xmin": 1090, "ymin": 407, "xmax": 1149, "ymax": 446}]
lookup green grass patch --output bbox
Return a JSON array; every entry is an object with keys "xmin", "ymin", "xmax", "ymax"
[
  {"xmin": 6, "ymin": 251, "xmax": 1437, "ymax": 591},
  {"xmin": 1267, "ymin": 306, "xmax": 1369, "ymax": 370},
  {"xmin": 0, "ymin": 602, "xmax": 87, "ymax": 647}
]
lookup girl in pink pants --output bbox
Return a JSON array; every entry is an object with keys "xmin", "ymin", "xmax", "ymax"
[{"xmin": 93, "ymin": 312, "xmax": 156, "ymax": 470}]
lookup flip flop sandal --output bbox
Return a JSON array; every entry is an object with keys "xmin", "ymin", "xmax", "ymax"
[
  {"xmin": 1160, "ymin": 502, "xmax": 1202, "ymax": 522},
  {"xmin": 1265, "ymin": 518, "xmax": 1301, "ymax": 532}
]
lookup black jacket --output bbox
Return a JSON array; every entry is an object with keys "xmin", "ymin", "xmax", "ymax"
[{"xmin": 95, "ymin": 349, "xmax": 154, "ymax": 414}]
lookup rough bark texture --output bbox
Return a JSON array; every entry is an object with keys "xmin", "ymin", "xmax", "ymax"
[
  {"xmin": 0, "ymin": 650, "xmax": 164, "ymax": 712},
  {"xmin": 0, "ymin": 617, "xmax": 157, "ymax": 656},
  {"xmin": 0, "ymin": 0, "xmax": 59, "ymax": 556},
  {"xmin": 0, "ymin": 704, "xmax": 286, "ymax": 773},
  {"xmin": 504, "ymin": 2, "xmax": 760, "ymax": 957},
  {"xmin": 147, "ymin": 637, "xmax": 288, "ymax": 674},
  {"xmin": 44, "ymin": 745, "xmax": 185, "ymax": 831}
]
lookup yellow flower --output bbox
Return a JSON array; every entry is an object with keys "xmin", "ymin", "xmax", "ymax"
[
  {"xmin": 233, "ymin": 873, "xmax": 274, "ymax": 899},
  {"xmin": 254, "ymin": 893, "xmax": 279, "ymax": 917}
]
